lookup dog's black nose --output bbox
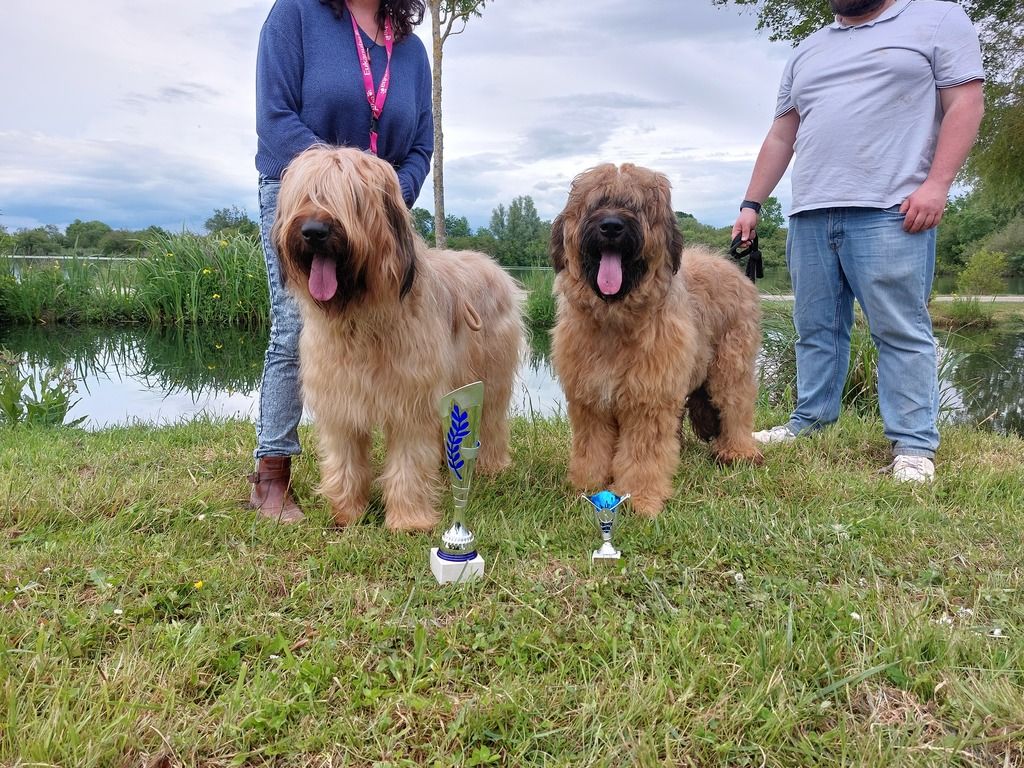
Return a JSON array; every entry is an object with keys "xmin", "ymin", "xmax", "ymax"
[
  {"xmin": 301, "ymin": 219, "xmax": 330, "ymax": 243},
  {"xmin": 599, "ymin": 216, "xmax": 625, "ymax": 239}
]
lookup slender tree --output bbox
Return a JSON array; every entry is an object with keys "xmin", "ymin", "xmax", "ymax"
[{"xmin": 426, "ymin": 0, "xmax": 489, "ymax": 249}]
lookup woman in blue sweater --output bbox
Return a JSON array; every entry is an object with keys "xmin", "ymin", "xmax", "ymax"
[{"xmin": 249, "ymin": 0, "xmax": 433, "ymax": 522}]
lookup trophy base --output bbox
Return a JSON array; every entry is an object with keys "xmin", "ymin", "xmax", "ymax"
[
  {"xmin": 592, "ymin": 548, "xmax": 622, "ymax": 563},
  {"xmin": 430, "ymin": 548, "xmax": 485, "ymax": 584}
]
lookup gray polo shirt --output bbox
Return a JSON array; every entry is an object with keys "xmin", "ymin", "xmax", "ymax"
[{"xmin": 776, "ymin": 0, "xmax": 984, "ymax": 215}]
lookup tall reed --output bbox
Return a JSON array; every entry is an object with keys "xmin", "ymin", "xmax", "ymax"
[{"xmin": 133, "ymin": 232, "xmax": 268, "ymax": 327}]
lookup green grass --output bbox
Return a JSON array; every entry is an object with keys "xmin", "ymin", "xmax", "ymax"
[
  {"xmin": 1, "ymin": 232, "xmax": 269, "ymax": 329},
  {"xmin": 1, "ymin": 416, "xmax": 1022, "ymax": 766}
]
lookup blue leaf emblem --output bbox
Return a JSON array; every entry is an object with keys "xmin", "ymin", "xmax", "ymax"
[{"xmin": 446, "ymin": 403, "xmax": 471, "ymax": 480}]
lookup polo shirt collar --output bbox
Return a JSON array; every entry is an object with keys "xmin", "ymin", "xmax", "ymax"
[{"xmin": 830, "ymin": 0, "xmax": 913, "ymax": 29}]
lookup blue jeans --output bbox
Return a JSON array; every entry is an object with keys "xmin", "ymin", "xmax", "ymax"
[
  {"xmin": 786, "ymin": 207, "xmax": 939, "ymax": 459},
  {"xmin": 254, "ymin": 177, "xmax": 304, "ymax": 459}
]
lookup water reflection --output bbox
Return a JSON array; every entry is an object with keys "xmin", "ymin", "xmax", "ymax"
[
  {"xmin": 0, "ymin": 325, "xmax": 566, "ymax": 429},
  {"xmin": 941, "ymin": 320, "xmax": 1024, "ymax": 435},
  {"xmin": 1, "ymin": 321, "xmax": 1021, "ymax": 437}
]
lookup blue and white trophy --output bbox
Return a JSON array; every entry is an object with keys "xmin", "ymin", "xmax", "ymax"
[
  {"xmin": 431, "ymin": 381, "xmax": 486, "ymax": 584},
  {"xmin": 582, "ymin": 491, "xmax": 630, "ymax": 562}
]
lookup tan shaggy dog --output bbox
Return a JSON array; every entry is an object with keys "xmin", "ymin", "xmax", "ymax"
[
  {"xmin": 550, "ymin": 163, "xmax": 763, "ymax": 517},
  {"xmin": 274, "ymin": 145, "xmax": 523, "ymax": 532}
]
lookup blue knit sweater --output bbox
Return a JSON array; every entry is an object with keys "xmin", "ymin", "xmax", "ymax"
[{"xmin": 256, "ymin": 0, "xmax": 433, "ymax": 207}]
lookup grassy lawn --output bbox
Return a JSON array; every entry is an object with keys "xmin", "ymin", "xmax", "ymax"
[{"xmin": 1, "ymin": 416, "xmax": 1023, "ymax": 767}]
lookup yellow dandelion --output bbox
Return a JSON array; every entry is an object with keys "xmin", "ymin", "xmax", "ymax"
[
  {"xmin": 193, "ymin": 580, "xmax": 204, "ymax": 589},
  {"xmin": 202, "ymin": 268, "xmax": 212, "ymax": 275},
  {"xmin": 212, "ymin": 293, "xmax": 221, "ymax": 300},
  {"xmin": 219, "ymin": 240, "xmax": 228, "ymax": 247}
]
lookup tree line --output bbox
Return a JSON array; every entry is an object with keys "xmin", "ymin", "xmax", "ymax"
[{"xmin": 4, "ymin": 189, "xmax": 1022, "ymax": 279}]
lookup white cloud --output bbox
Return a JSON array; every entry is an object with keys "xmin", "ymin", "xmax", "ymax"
[{"xmin": 0, "ymin": 0, "xmax": 793, "ymax": 234}]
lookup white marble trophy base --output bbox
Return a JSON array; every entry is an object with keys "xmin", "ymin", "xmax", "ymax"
[
  {"xmin": 430, "ymin": 548, "xmax": 485, "ymax": 584},
  {"xmin": 592, "ymin": 548, "xmax": 622, "ymax": 563}
]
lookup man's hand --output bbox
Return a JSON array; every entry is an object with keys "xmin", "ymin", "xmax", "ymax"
[
  {"xmin": 731, "ymin": 208, "xmax": 760, "ymax": 246},
  {"xmin": 899, "ymin": 179, "xmax": 949, "ymax": 234}
]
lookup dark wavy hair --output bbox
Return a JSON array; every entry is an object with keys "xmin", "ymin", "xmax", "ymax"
[{"xmin": 319, "ymin": 0, "xmax": 426, "ymax": 40}]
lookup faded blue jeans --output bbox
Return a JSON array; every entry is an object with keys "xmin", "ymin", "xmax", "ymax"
[
  {"xmin": 785, "ymin": 206, "xmax": 939, "ymax": 459},
  {"xmin": 254, "ymin": 176, "xmax": 304, "ymax": 459}
]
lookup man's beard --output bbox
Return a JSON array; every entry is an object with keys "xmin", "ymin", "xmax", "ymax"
[{"xmin": 829, "ymin": 0, "xmax": 886, "ymax": 16}]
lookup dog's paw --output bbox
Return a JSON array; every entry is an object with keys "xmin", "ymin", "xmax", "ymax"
[
  {"xmin": 714, "ymin": 445, "xmax": 764, "ymax": 466},
  {"xmin": 568, "ymin": 465, "xmax": 612, "ymax": 492},
  {"xmin": 626, "ymin": 492, "xmax": 664, "ymax": 519},
  {"xmin": 385, "ymin": 505, "xmax": 440, "ymax": 533},
  {"xmin": 477, "ymin": 454, "xmax": 512, "ymax": 476},
  {"xmin": 331, "ymin": 505, "xmax": 364, "ymax": 527}
]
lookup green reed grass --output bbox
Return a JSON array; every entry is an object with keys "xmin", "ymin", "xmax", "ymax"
[
  {"xmin": 0, "ymin": 256, "xmax": 140, "ymax": 325},
  {"xmin": 1, "ymin": 416, "xmax": 1022, "ymax": 766},
  {"xmin": 134, "ymin": 232, "xmax": 269, "ymax": 328},
  {"xmin": 521, "ymin": 268, "xmax": 557, "ymax": 337}
]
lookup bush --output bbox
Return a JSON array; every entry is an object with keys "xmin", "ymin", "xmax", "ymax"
[{"xmin": 956, "ymin": 249, "xmax": 1008, "ymax": 295}]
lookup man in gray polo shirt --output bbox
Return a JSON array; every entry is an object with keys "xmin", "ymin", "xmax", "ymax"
[{"xmin": 732, "ymin": 0, "xmax": 985, "ymax": 482}]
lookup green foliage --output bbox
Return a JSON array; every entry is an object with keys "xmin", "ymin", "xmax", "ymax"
[
  {"xmin": 134, "ymin": 231, "xmax": 268, "ymax": 328},
  {"xmin": 489, "ymin": 196, "xmax": 550, "ymax": 267},
  {"xmin": 204, "ymin": 206, "xmax": 259, "ymax": 238},
  {"xmin": 943, "ymin": 296, "xmax": 994, "ymax": 330},
  {"xmin": 984, "ymin": 213, "xmax": 1024, "ymax": 273},
  {"xmin": 0, "ymin": 348, "xmax": 85, "ymax": 427},
  {"xmin": 65, "ymin": 219, "xmax": 113, "ymax": 251},
  {"xmin": 957, "ymin": 249, "xmax": 1009, "ymax": 295},
  {"xmin": 0, "ymin": 257, "xmax": 138, "ymax": 325},
  {"xmin": 411, "ymin": 207, "xmax": 434, "ymax": 240},
  {"xmin": 13, "ymin": 226, "xmax": 62, "ymax": 255}
]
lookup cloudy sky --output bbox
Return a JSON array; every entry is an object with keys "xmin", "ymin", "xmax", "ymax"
[{"xmin": 0, "ymin": 0, "xmax": 793, "ymax": 235}]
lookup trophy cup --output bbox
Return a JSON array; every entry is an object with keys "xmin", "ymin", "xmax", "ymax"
[
  {"xmin": 430, "ymin": 381, "xmax": 486, "ymax": 584},
  {"xmin": 582, "ymin": 490, "xmax": 629, "ymax": 562}
]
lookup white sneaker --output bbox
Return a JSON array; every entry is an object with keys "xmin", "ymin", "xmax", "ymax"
[
  {"xmin": 753, "ymin": 425, "xmax": 796, "ymax": 444},
  {"xmin": 891, "ymin": 455, "xmax": 935, "ymax": 483}
]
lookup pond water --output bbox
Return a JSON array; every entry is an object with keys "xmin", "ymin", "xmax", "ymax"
[
  {"xmin": 0, "ymin": 325, "xmax": 565, "ymax": 429},
  {"xmin": 1, "ymin": 318, "xmax": 1022, "ymax": 437}
]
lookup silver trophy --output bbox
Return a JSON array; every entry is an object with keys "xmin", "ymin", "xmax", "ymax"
[
  {"xmin": 582, "ymin": 491, "xmax": 629, "ymax": 562},
  {"xmin": 430, "ymin": 381, "xmax": 486, "ymax": 583}
]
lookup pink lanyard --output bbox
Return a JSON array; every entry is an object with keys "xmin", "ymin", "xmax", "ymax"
[{"xmin": 346, "ymin": 4, "xmax": 393, "ymax": 156}]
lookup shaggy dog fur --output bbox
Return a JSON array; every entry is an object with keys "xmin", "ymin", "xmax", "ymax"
[
  {"xmin": 274, "ymin": 146, "xmax": 523, "ymax": 532},
  {"xmin": 550, "ymin": 163, "xmax": 763, "ymax": 517}
]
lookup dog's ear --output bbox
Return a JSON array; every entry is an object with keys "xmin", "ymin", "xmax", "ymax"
[
  {"xmin": 385, "ymin": 192, "xmax": 418, "ymax": 299},
  {"xmin": 549, "ymin": 213, "xmax": 566, "ymax": 273},
  {"xmin": 668, "ymin": 214, "xmax": 684, "ymax": 275}
]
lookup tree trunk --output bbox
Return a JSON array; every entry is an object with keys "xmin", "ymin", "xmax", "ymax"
[{"xmin": 430, "ymin": 2, "xmax": 447, "ymax": 249}]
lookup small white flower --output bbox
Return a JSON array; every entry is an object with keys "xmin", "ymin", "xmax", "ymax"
[
  {"xmin": 732, "ymin": 572, "xmax": 745, "ymax": 585},
  {"xmin": 989, "ymin": 627, "xmax": 1004, "ymax": 638},
  {"xmin": 850, "ymin": 612, "xmax": 861, "ymax": 622},
  {"xmin": 269, "ymin": 654, "xmax": 280, "ymax": 659},
  {"xmin": 113, "ymin": 608, "xmax": 124, "ymax": 616},
  {"xmin": 197, "ymin": 513, "xmax": 207, "ymax": 521},
  {"xmin": 956, "ymin": 607, "xmax": 974, "ymax": 619}
]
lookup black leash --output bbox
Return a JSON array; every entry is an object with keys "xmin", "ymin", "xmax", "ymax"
[{"xmin": 729, "ymin": 234, "xmax": 764, "ymax": 283}]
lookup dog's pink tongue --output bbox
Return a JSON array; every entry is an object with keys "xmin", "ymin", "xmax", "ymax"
[
  {"xmin": 309, "ymin": 255, "xmax": 338, "ymax": 302},
  {"xmin": 597, "ymin": 252, "xmax": 623, "ymax": 296}
]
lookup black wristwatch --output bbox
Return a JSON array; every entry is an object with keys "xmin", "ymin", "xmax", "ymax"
[{"xmin": 740, "ymin": 200, "xmax": 762, "ymax": 214}]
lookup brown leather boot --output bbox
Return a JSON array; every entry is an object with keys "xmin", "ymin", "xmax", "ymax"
[{"xmin": 248, "ymin": 456, "xmax": 305, "ymax": 523}]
